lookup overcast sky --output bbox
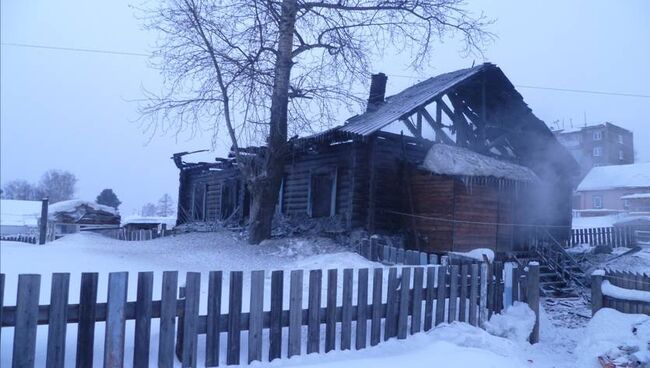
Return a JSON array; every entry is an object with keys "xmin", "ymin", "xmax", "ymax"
[{"xmin": 2, "ymin": 0, "xmax": 649, "ymax": 215}]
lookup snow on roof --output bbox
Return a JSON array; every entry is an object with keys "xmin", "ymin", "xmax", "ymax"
[
  {"xmin": 420, "ymin": 144, "xmax": 539, "ymax": 182},
  {"xmin": 0, "ymin": 199, "xmax": 41, "ymax": 227},
  {"xmin": 49, "ymin": 199, "xmax": 118, "ymax": 215},
  {"xmin": 620, "ymin": 192, "xmax": 650, "ymax": 200},
  {"xmin": 577, "ymin": 162, "xmax": 650, "ymax": 191},
  {"xmin": 121, "ymin": 215, "xmax": 176, "ymax": 227}
]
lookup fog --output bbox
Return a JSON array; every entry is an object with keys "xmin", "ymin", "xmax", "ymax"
[{"xmin": 2, "ymin": 0, "xmax": 649, "ymax": 214}]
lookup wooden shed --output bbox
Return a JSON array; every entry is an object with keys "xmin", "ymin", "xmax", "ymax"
[{"xmin": 174, "ymin": 63, "xmax": 577, "ymax": 255}]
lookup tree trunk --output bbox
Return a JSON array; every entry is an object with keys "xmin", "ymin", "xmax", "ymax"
[{"xmin": 248, "ymin": 0, "xmax": 297, "ymax": 244}]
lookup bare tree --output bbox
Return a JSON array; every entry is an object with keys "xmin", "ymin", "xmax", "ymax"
[
  {"xmin": 156, "ymin": 194, "xmax": 175, "ymax": 217},
  {"xmin": 141, "ymin": 0, "xmax": 492, "ymax": 243},
  {"xmin": 2, "ymin": 180, "xmax": 39, "ymax": 200},
  {"xmin": 38, "ymin": 170, "xmax": 77, "ymax": 203},
  {"xmin": 142, "ymin": 202, "xmax": 158, "ymax": 216}
]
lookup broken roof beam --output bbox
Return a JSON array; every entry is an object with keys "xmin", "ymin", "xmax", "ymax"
[
  {"xmin": 417, "ymin": 107, "xmax": 454, "ymax": 144},
  {"xmin": 438, "ymin": 96, "xmax": 473, "ymax": 148},
  {"xmin": 400, "ymin": 117, "xmax": 421, "ymax": 137}
]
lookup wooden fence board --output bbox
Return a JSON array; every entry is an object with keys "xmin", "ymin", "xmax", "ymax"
[
  {"xmin": 435, "ymin": 266, "xmax": 447, "ymax": 326},
  {"xmin": 12, "ymin": 274, "xmax": 41, "ymax": 368},
  {"xmin": 159, "ymin": 271, "xmax": 178, "ymax": 368},
  {"xmin": 397, "ymin": 268, "xmax": 411, "ymax": 339},
  {"xmin": 325, "ymin": 269, "xmax": 338, "ymax": 352},
  {"xmin": 0, "ymin": 273, "xmax": 4, "ymax": 347},
  {"xmin": 371, "ymin": 268, "xmax": 383, "ymax": 346},
  {"xmin": 248, "ymin": 270, "xmax": 264, "ymax": 363},
  {"xmin": 469, "ymin": 264, "xmax": 478, "ymax": 326},
  {"xmin": 411, "ymin": 267, "xmax": 424, "ymax": 334},
  {"xmin": 458, "ymin": 265, "xmax": 468, "ymax": 322},
  {"xmin": 76, "ymin": 273, "xmax": 98, "ymax": 368},
  {"xmin": 341, "ymin": 269, "xmax": 353, "ymax": 351},
  {"xmin": 448, "ymin": 265, "xmax": 459, "ymax": 323},
  {"xmin": 133, "ymin": 272, "xmax": 153, "ymax": 368},
  {"xmin": 205, "ymin": 271, "xmax": 222, "ymax": 367},
  {"xmin": 384, "ymin": 268, "xmax": 398, "ymax": 340},
  {"xmin": 288, "ymin": 270, "xmax": 303, "ymax": 357},
  {"xmin": 269, "ymin": 270, "xmax": 284, "ymax": 361},
  {"xmin": 46, "ymin": 273, "xmax": 70, "ymax": 368},
  {"xmin": 104, "ymin": 272, "xmax": 128, "ymax": 368},
  {"xmin": 182, "ymin": 272, "xmax": 201, "ymax": 368},
  {"xmin": 479, "ymin": 264, "xmax": 488, "ymax": 326},
  {"xmin": 307, "ymin": 270, "xmax": 322, "ymax": 354},
  {"xmin": 486, "ymin": 263, "xmax": 494, "ymax": 318},
  {"xmin": 356, "ymin": 268, "xmax": 369, "ymax": 350},
  {"xmin": 227, "ymin": 271, "xmax": 243, "ymax": 366},
  {"xmin": 424, "ymin": 267, "xmax": 435, "ymax": 331}
]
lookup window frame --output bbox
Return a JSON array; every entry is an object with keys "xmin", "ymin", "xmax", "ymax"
[
  {"xmin": 592, "ymin": 147, "xmax": 602, "ymax": 157},
  {"xmin": 593, "ymin": 131, "xmax": 602, "ymax": 141},
  {"xmin": 592, "ymin": 195, "xmax": 603, "ymax": 209},
  {"xmin": 307, "ymin": 166, "xmax": 338, "ymax": 218}
]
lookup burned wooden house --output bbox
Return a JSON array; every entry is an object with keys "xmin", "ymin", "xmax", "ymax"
[{"xmin": 174, "ymin": 63, "xmax": 577, "ymax": 255}]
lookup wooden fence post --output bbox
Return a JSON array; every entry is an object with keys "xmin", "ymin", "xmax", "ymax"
[
  {"xmin": 39, "ymin": 198, "xmax": 49, "ymax": 245},
  {"xmin": 526, "ymin": 262, "xmax": 540, "ymax": 344},
  {"xmin": 591, "ymin": 269, "xmax": 604, "ymax": 316}
]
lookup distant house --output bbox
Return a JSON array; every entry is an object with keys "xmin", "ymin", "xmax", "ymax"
[
  {"xmin": 0, "ymin": 199, "xmax": 41, "ymax": 235},
  {"xmin": 553, "ymin": 122, "xmax": 634, "ymax": 183},
  {"xmin": 48, "ymin": 200, "xmax": 121, "ymax": 236},
  {"xmin": 121, "ymin": 215, "xmax": 176, "ymax": 232},
  {"xmin": 575, "ymin": 162, "xmax": 650, "ymax": 213},
  {"xmin": 174, "ymin": 63, "xmax": 576, "ymax": 255}
]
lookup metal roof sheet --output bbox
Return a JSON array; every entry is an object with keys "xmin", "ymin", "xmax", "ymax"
[{"xmin": 339, "ymin": 63, "xmax": 490, "ymax": 136}]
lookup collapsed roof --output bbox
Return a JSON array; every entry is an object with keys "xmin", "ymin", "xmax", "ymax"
[{"xmin": 421, "ymin": 144, "xmax": 539, "ymax": 182}]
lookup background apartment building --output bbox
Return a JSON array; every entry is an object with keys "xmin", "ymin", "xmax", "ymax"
[{"xmin": 553, "ymin": 122, "xmax": 634, "ymax": 182}]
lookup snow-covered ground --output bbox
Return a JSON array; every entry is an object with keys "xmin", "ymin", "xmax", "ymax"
[{"xmin": 1, "ymin": 231, "xmax": 648, "ymax": 367}]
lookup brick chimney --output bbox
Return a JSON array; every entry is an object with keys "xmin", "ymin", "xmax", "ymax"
[{"xmin": 366, "ymin": 73, "xmax": 387, "ymax": 112}]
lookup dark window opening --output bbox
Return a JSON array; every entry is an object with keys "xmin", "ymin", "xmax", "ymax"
[
  {"xmin": 193, "ymin": 184, "xmax": 206, "ymax": 221},
  {"xmin": 309, "ymin": 169, "xmax": 337, "ymax": 218}
]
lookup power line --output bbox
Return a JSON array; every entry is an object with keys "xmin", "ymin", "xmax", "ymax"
[
  {"xmin": 1, "ymin": 42, "xmax": 149, "ymax": 57},
  {"xmin": 388, "ymin": 73, "xmax": 650, "ymax": 99},
  {"xmin": 3, "ymin": 41, "xmax": 649, "ymax": 99}
]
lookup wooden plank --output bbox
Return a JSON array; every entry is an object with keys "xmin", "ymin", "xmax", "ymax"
[
  {"xmin": 76, "ymin": 273, "xmax": 98, "ymax": 368},
  {"xmin": 479, "ymin": 263, "xmax": 488, "ymax": 326},
  {"xmin": 288, "ymin": 270, "xmax": 303, "ymax": 358},
  {"xmin": 495, "ymin": 262, "xmax": 504, "ymax": 313},
  {"xmin": 0, "ymin": 273, "xmax": 4, "ymax": 347},
  {"xmin": 248, "ymin": 270, "xmax": 265, "ymax": 363},
  {"xmin": 448, "ymin": 265, "xmax": 459, "ymax": 322},
  {"xmin": 133, "ymin": 272, "xmax": 154, "ymax": 368},
  {"xmin": 424, "ymin": 266, "xmax": 435, "ymax": 331},
  {"xmin": 182, "ymin": 272, "xmax": 201, "ymax": 368},
  {"xmin": 435, "ymin": 266, "xmax": 447, "ymax": 326},
  {"xmin": 458, "ymin": 264, "xmax": 468, "ymax": 322},
  {"xmin": 269, "ymin": 270, "xmax": 284, "ymax": 361},
  {"xmin": 356, "ymin": 268, "xmax": 369, "ymax": 350},
  {"xmin": 371, "ymin": 268, "xmax": 383, "ymax": 346},
  {"xmin": 159, "ymin": 271, "xmax": 178, "ymax": 368},
  {"xmin": 12, "ymin": 274, "xmax": 40, "ymax": 368},
  {"xmin": 384, "ymin": 267, "xmax": 398, "ymax": 340},
  {"xmin": 206, "ymin": 271, "xmax": 222, "ymax": 367},
  {"xmin": 341, "ymin": 269, "xmax": 353, "ymax": 350},
  {"xmin": 46, "ymin": 273, "xmax": 70, "ymax": 368},
  {"xmin": 411, "ymin": 267, "xmax": 424, "ymax": 334},
  {"xmin": 104, "ymin": 272, "xmax": 128, "ymax": 368},
  {"xmin": 227, "ymin": 271, "xmax": 243, "ymax": 365},
  {"xmin": 397, "ymin": 268, "xmax": 411, "ymax": 339},
  {"xmin": 308, "ymin": 270, "xmax": 322, "ymax": 354},
  {"xmin": 326, "ymin": 269, "xmax": 338, "ymax": 352},
  {"xmin": 486, "ymin": 262, "xmax": 494, "ymax": 318},
  {"xmin": 397, "ymin": 249, "xmax": 405, "ymax": 264},
  {"xmin": 469, "ymin": 264, "xmax": 479, "ymax": 326}
]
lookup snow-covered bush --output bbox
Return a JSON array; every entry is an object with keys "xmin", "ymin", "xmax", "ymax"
[{"xmin": 484, "ymin": 302, "xmax": 536, "ymax": 344}]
